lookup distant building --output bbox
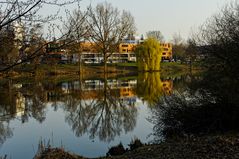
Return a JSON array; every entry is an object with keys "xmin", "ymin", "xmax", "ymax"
[
  {"xmin": 161, "ymin": 43, "xmax": 173, "ymax": 61},
  {"xmin": 79, "ymin": 42, "xmax": 98, "ymax": 53},
  {"xmin": 119, "ymin": 43, "xmax": 137, "ymax": 53},
  {"xmin": 42, "ymin": 41, "xmax": 69, "ymax": 64},
  {"xmin": 43, "ymin": 35, "xmax": 173, "ymax": 64},
  {"xmin": 14, "ymin": 21, "xmax": 24, "ymax": 48},
  {"xmin": 14, "ymin": 22, "xmax": 25, "ymax": 61},
  {"xmin": 121, "ymin": 35, "xmax": 173, "ymax": 61},
  {"xmin": 122, "ymin": 34, "xmax": 139, "ymax": 44}
]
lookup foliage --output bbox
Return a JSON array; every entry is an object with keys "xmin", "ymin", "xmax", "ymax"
[
  {"xmin": 186, "ymin": 39, "xmax": 198, "ymax": 60},
  {"xmin": 107, "ymin": 142, "xmax": 126, "ymax": 156},
  {"xmin": 135, "ymin": 38, "xmax": 162, "ymax": 71},
  {"xmin": 24, "ymin": 23, "xmax": 45, "ymax": 65},
  {"xmin": 0, "ymin": 0, "xmax": 83, "ymax": 72},
  {"xmin": 149, "ymin": 64, "xmax": 239, "ymax": 141},
  {"xmin": 150, "ymin": 79, "xmax": 239, "ymax": 141},
  {"xmin": 0, "ymin": 24, "xmax": 18, "ymax": 64},
  {"xmin": 128, "ymin": 138, "xmax": 144, "ymax": 151}
]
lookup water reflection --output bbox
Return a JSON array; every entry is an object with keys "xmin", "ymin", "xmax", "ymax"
[
  {"xmin": 137, "ymin": 72, "xmax": 173, "ymax": 106},
  {"xmin": 149, "ymin": 73, "xmax": 239, "ymax": 143},
  {"xmin": 0, "ymin": 73, "xmax": 176, "ymax": 157},
  {"xmin": 61, "ymin": 78, "xmax": 138, "ymax": 142},
  {"xmin": 0, "ymin": 122, "xmax": 12, "ymax": 150},
  {"xmin": 0, "ymin": 82, "xmax": 21, "ymax": 146}
]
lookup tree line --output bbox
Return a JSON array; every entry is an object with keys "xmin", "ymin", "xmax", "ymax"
[
  {"xmin": 0, "ymin": 1, "xmax": 136, "ymax": 73},
  {"xmin": 149, "ymin": 1, "xmax": 239, "ymax": 142}
]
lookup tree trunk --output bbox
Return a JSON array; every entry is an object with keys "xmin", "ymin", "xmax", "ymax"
[
  {"xmin": 104, "ymin": 55, "xmax": 107, "ymax": 74},
  {"xmin": 189, "ymin": 57, "xmax": 192, "ymax": 74},
  {"xmin": 78, "ymin": 53, "xmax": 81, "ymax": 74}
]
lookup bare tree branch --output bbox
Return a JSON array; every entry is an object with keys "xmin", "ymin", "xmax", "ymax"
[{"xmin": 86, "ymin": 2, "xmax": 136, "ymax": 72}]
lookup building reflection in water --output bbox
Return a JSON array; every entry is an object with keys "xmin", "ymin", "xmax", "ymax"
[
  {"xmin": 0, "ymin": 74, "xmax": 174, "ymax": 144},
  {"xmin": 54, "ymin": 78, "xmax": 138, "ymax": 142}
]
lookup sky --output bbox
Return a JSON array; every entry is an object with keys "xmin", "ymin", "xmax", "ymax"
[{"xmin": 77, "ymin": 0, "xmax": 232, "ymax": 41}]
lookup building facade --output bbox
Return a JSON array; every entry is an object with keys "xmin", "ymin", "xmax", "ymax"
[
  {"xmin": 119, "ymin": 43, "xmax": 137, "ymax": 53},
  {"xmin": 161, "ymin": 43, "xmax": 173, "ymax": 61},
  {"xmin": 44, "ymin": 37, "xmax": 173, "ymax": 64}
]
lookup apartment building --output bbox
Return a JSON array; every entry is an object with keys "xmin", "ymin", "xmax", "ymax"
[
  {"xmin": 161, "ymin": 43, "xmax": 173, "ymax": 61},
  {"xmin": 119, "ymin": 43, "xmax": 137, "ymax": 53},
  {"xmin": 44, "ymin": 36, "xmax": 173, "ymax": 64}
]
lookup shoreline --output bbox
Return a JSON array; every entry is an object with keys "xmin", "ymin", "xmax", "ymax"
[
  {"xmin": 0, "ymin": 62, "xmax": 201, "ymax": 79},
  {"xmin": 34, "ymin": 134, "xmax": 239, "ymax": 159}
]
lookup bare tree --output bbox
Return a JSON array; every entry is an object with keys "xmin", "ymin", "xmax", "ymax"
[
  {"xmin": 86, "ymin": 2, "xmax": 136, "ymax": 73},
  {"xmin": 171, "ymin": 32, "xmax": 184, "ymax": 45},
  {"xmin": 64, "ymin": 78, "xmax": 137, "ymax": 142},
  {"xmin": 146, "ymin": 30, "xmax": 164, "ymax": 42},
  {"xmin": 62, "ymin": 9, "xmax": 89, "ymax": 73},
  {"xmin": 0, "ymin": 0, "xmax": 82, "ymax": 30},
  {"xmin": 171, "ymin": 32, "xmax": 187, "ymax": 61},
  {"xmin": 0, "ymin": 24, "xmax": 17, "ymax": 64},
  {"xmin": 196, "ymin": 1, "xmax": 239, "ymax": 77},
  {"xmin": 0, "ymin": 0, "xmax": 84, "ymax": 72}
]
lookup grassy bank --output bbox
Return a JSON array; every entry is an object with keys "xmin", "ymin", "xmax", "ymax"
[
  {"xmin": 0, "ymin": 62, "xmax": 200, "ymax": 79},
  {"xmin": 34, "ymin": 134, "xmax": 239, "ymax": 159},
  {"xmin": 160, "ymin": 62, "xmax": 202, "ymax": 78}
]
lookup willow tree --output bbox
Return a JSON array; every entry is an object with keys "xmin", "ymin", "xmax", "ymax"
[
  {"xmin": 86, "ymin": 2, "xmax": 136, "ymax": 73},
  {"xmin": 136, "ymin": 38, "xmax": 162, "ymax": 71}
]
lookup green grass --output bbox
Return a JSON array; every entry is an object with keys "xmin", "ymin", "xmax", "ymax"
[
  {"xmin": 115, "ymin": 62, "xmax": 137, "ymax": 67},
  {"xmin": 10, "ymin": 62, "xmax": 197, "ymax": 80}
]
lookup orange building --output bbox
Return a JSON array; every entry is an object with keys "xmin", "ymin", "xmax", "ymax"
[
  {"xmin": 161, "ymin": 43, "xmax": 173, "ymax": 61},
  {"xmin": 119, "ymin": 43, "xmax": 137, "ymax": 53},
  {"xmin": 119, "ymin": 87, "xmax": 135, "ymax": 98},
  {"xmin": 79, "ymin": 42, "xmax": 98, "ymax": 53}
]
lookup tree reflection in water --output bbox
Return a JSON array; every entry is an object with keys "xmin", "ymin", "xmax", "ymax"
[
  {"xmin": 21, "ymin": 80, "xmax": 48, "ymax": 123},
  {"xmin": 0, "ymin": 122, "xmax": 13, "ymax": 147},
  {"xmin": 0, "ymin": 74, "xmax": 174, "ymax": 145},
  {"xmin": 0, "ymin": 81, "xmax": 19, "ymax": 146},
  {"xmin": 0, "ymin": 88, "xmax": 13, "ymax": 146},
  {"xmin": 0, "ymin": 78, "xmax": 50, "ymax": 146},
  {"xmin": 63, "ymin": 78, "xmax": 138, "ymax": 142},
  {"xmin": 137, "ymin": 72, "xmax": 173, "ymax": 106}
]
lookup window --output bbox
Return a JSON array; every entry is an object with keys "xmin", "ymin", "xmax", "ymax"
[
  {"xmin": 120, "ymin": 54, "xmax": 128, "ymax": 57},
  {"xmin": 164, "ymin": 48, "xmax": 169, "ymax": 51},
  {"xmin": 163, "ymin": 52, "xmax": 166, "ymax": 55},
  {"xmin": 122, "ymin": 45, "xmax": 128, "ymax": 47}
]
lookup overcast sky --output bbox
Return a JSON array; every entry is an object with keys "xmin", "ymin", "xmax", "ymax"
[{"xmin": 78, "ymin": 0, "xmax": 231, "ymax": 41}]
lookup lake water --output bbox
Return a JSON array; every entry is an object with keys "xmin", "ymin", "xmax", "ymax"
[{"xmin": 0, "ymin": 73, "xmax": 188, "ymax": 158}]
